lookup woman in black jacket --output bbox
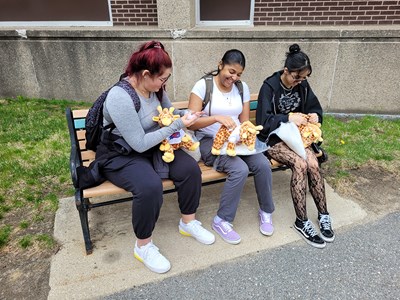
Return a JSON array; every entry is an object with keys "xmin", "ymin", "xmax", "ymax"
[{"xmin": 256, "ymin": 44, "xmax": 335, "ymax": 249}]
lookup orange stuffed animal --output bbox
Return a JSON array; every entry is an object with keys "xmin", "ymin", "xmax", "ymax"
[
  {"xmin": 290, "ymin": 112, "xmax": 323, "ymax": 148},
  {"xmin": 153, "ymin": 106, "xmax": 200, "ymax": 162},
  {"xmin": 211, "ymin": 121, "xmax": 263, "ymax": 156}
]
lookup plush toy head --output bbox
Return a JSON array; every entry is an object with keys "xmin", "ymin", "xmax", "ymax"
[
  {"xmin": 152, "ymin": 106, "xmax": 179, "ymax": 126},
  {"xmin": 239, "ymin": 121, "xmax": 263, "ymax": 151}
]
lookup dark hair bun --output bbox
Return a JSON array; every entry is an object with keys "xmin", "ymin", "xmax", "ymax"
[{"xmin": 289, "ymin": 44, "xmax": 301, "ymax": 54}]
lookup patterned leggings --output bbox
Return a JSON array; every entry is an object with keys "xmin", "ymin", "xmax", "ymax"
[{"xmin": 267, "ymin": 142, "xmax": 328, "ymax": 220}]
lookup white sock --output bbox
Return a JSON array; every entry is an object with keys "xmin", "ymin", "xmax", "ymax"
[
  {"xmin": 214, "ymin": 215, "xmax": 223, "ymax": 223},
  {"xmin": 259, "ymin": 209, "xmax": 271, "ymax": 217}
]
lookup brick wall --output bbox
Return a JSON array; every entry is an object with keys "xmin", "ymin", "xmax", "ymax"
[
  {"xmin": 254, "ymin": 0, "xmax": 400, "ymax": 26},
  {"xmin": 110, "ymin": 0, "xmax": 400, "ymax": 26},
  {"xmin": 111, "ymin": 0, "xmax": 158, "ymax": 26}
]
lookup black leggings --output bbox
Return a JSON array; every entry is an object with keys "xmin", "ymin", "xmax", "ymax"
[
  {"xmin": 102, "ymin": 149, "xmax": 201, "ymax": 239},
  {"xmin": 267, "ymin": 142, "xmax": 328, "ymax": 220}
]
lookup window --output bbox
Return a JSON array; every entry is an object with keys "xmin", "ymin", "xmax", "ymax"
[
  {"xmin": 196, "ymin": 0, "xmax": 254, "ymax": 27},
  {"xmin": 0, "ymin": 0, "xmax": 112, "ymax": 27}
]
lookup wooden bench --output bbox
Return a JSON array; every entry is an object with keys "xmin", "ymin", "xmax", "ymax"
[{"xmin": 66, "ymin": 94, "xmax": 289, "ymax": 254}]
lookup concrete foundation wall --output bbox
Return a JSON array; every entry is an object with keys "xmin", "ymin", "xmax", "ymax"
[{"xmin": 0, "ymin": 26, "xmax": 399, "ymax": 114}]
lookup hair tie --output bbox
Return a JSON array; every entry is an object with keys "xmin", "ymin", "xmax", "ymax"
[{"xmin": 154, "ymin": 42, "xmax": 161, "ymax": 49}]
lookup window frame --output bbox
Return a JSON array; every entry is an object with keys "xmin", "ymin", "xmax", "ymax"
[
  {"xmin": 195, "ymin": 0, "xmax": 254, "ymax": 27},
  {"xmin": 0, "ymin": 0, "xmax": 113, "ymax": 27}
]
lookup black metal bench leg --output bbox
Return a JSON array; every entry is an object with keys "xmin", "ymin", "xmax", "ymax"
[
  {"xmin": 75, "ymin": 191, "xmax": 93, "ymax": 255},
  {"xmin": 78, "ymin": 206, "xmax": 93, "ymax": 255}
]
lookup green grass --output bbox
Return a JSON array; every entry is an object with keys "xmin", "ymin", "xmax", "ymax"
[
  {"xmin": 0, "ymin": 97, "xmax": 399, "ymax": 250},
  {"xmin": 0, "ymin": 97, "xmax": 89, "ymax": 250},
  {"xmin": 0, "ymin": 97, "xmax": 88, "ymax": 204},
  {"xmin": 0, "ymin": 225, "xmax": 12, "ymax": 247},
  {"xmin": 322, "ymin": 115, "xmax": 400, "ymax": 167}
]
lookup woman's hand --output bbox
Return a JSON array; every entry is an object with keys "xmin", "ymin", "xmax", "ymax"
[
  {"xmin": 181, "ymin": 111, "xmax": 203, "ymax": 127},
  {"xmin": 214, "ymin": 115, "xmax": 237, "ymax": 130},
  {"xmin": 308, "ymin": 113, "xmax": 319, "ymax": 123},
  {"xmin": 289, "ymin": 113, "xmax": 308, "ymax": 126}
]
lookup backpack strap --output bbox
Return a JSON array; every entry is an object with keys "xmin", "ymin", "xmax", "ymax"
[
  {"xmin": 235, "ymin": 80, "xmax": 244, "ymax": 103},
  {"xmin": 201, "ymin": 74, "xmax": 244, "ymax": 116},
  {"xmin": 202, "ymin": 74, "xmax": 214, "ymax": 116},
  {"xmin": 117, "ymin": 80, "xmax": 141, "ymax": 112},
  {"xmin": 102, "ymin": 80, "xmax": 141, "ymax": 133}
]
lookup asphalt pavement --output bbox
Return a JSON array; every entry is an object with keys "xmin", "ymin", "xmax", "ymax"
[{"xmin": 104, "ymin": 211, "xmax": 400, "ymax": 300}]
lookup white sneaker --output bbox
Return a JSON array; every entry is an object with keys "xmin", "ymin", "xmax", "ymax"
[
  {"xmin": 134, "ymin": 241, "xmax": 171, "ymax": 274},
  {"xmin": 179, "ymin": 219, "xmax": 216, "ymax": 245}
]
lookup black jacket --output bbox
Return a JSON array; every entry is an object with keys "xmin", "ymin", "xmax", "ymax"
[{"xmin": 256, "ymin": 71, "xmax": 323, "ymax": 145}]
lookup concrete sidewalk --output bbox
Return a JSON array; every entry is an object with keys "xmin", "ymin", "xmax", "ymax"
[{"xmin": 48, "ymin": 171, "xmax": 367, "ymax": 299}]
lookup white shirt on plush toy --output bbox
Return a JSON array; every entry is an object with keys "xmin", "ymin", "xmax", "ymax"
[
  {"xmin": 227, "ymin": 126, "xmax": 241, "ymax": 144},
  {"xmin": 191, "ymin": 77, "xmax": 250, "ymax": 140},
  {"xmin": 167, "ymin": 129, "xmax": 185, "ymax": 144}
]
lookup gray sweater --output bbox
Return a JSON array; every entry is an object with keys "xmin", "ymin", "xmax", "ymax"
[{"xmin": 103, "ymin": 85, "xmax": 185, "ymax": 153}]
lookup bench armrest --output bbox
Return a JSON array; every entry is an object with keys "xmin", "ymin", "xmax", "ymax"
[
  {"xmin": 69, "ymin": 144, "xmax": 80, "ymax": 188},
  {"xmin": 66, "ymin": 108, "xmax": 82, "ymax": 188}
]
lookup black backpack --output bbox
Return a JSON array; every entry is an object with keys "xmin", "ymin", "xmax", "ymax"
[
  {"xmin": 85, "ymin": 80, "xmax": 141, "ymax": 151},
  {"xmin": 201, "ymin": 74, "xmax": 244, "ymax": 115}
]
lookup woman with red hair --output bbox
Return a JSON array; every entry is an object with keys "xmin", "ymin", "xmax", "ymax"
[{"xmin": 95, "ymin": 41, "xmax": 215, "ymax": 274}]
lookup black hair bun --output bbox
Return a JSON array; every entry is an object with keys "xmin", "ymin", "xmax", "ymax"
[{"xmin": 289, "ymin": 44, "xmax": 301, "ymax": 54}]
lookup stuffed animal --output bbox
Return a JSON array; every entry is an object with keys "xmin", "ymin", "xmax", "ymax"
[
  {"xmin": 290, "ymin": 112, "xmax": 323, "ymax": 148},
  {"xmin": 152, "ymin": 106, "xmax": 200, "ymax": 162},
  {"xmin": 240, "ymin": 121, "xmax": 264, "ymax": 151},
  {"xmin": 211, "ymin": 125, "xmax": 233, "ymax": 156},
  {"xmin": 211, "ymin": 121, "xmax": 263, "ymax": 157}
]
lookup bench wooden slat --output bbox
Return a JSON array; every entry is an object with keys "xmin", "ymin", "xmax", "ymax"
[
  {"xmin": 76, "ymin": 130, "xmax": 86, "ymax": 140},
  {"xmin": 81, "ymin": 150, "xmax": 96, "ymax": 161},
  {"xmin": 250, "ymin": 93, "xmax": 258, "ymax": 101},
  {"xmin": 83, "ymin": 163, "xmax": 229, "ymax": 198},
  {"xmin": 73, "ymin": 109, "xmax": 89, "ymax": 118},
  {"xmin": 79, "ymin": 140, "xmax": 87, "ymax": 150},
  {"xmin": 249, "ymin": 110, "xmax": 256, "ymax": 121},
  {"xmin": 270, "ymin": 159, "xmax": 283, "ymax": 168},
  {"xmin": 83, "ymin": 178, "xmax": 176, "ymax": 198}
]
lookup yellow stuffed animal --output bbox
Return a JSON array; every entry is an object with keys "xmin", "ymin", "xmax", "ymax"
[
  {"xmin": 290, "ymin": 112, "xmax": 323, "ymax": 148},
  {"xmin": 211, "ymin": 121, "xmax": 263, "ymax": 156},
  {"xmin": 152, "ymin": 106, "xmax": 200, "ymax": 162}
]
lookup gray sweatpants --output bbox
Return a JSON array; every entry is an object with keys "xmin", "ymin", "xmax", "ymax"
[{"xmin": 200, "ymin": 137, "xmax": 275, "ymax": 222}]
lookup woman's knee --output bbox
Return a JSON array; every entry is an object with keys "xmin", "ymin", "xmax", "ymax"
[
  {"xmin": 293, "ymin": 158, "xmax": 308, "ymax": 175},
  {"xmin": 307, "ymin": 157, "xmax": 320, "ymax": 170},
  {"xmin": 231, "ymin": 162, "xmax": 249, "ymax": 178},
  {"xmin": 135, "ymin": 179, "xmax": 163, "ymax": 200},
  {"xmin": 251, "ymin": 157, "xmax": 271, "ymax": 174},
  {"xmin": 186, "ymin": 159, "xmax": 202, "ymax": 177},
  {"xmin": 172, "ymin": 158, "xmax": 201, "ymax": 182}
]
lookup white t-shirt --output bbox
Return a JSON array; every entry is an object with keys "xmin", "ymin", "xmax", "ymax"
[{"xmin": 191, "ymin": 77, "xmax": 250, "ymax": 138}]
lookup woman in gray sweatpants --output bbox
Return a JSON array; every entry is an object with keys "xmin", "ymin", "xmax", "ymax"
[{"xmin": 188, "ymin": 49, "xmax": 275, "ymax": 245}]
